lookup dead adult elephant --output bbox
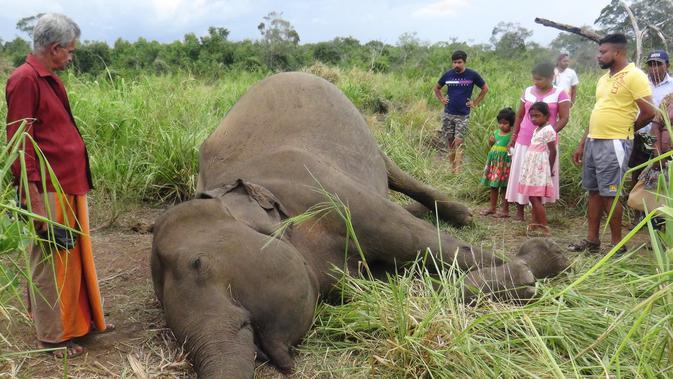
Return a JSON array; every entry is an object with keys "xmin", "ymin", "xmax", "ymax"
[{"xmin": 151, "ymin": 72, "xmax": 567, "ymax": 378}]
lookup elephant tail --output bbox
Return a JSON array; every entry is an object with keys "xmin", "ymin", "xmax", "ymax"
[{"xmin": 381, "ymin": 152, "xmax": 472, "ymax": 227}]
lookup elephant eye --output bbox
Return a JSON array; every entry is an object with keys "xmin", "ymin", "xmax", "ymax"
[{"xmin": 191, "ymin": 257, "xmax": 201, "ymax": 270}]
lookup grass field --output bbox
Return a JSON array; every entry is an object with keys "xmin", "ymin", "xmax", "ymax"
[{"xmin": 1, "ymin": 63, "xmax": 673, "ymax": 377}]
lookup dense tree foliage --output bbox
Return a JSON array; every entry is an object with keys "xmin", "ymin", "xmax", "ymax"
[
  {"xmin": 1, "ymin": 4, "xmax": 668, "ymax": 79},
  {"xmin": 595, "ymin": 0, "xmax": 672, "ymax": 49}
]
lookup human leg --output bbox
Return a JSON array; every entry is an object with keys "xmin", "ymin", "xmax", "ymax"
[
  {"xmin": 451, "ymin": 115, "xmax": 469, "ymax": 173},
  {"xmin": 481, "ymin": 188, "xmax": 498, "ymax": 216},
  {"xmin": 498, "ymin": 188, "xmax": 509, "ymax": 217},
  {"xmin": 441, "ymin": 112, "xmax": 455, "ymax": 159},
  {"xmin": 569, "ymin": 139, "xmax": 602, "ymax": 252},
  {"xmin": 586, "ymin": 190, "xmax": 603, "ymax": 243},
  {"xmin": 601, "ymin": 196, "xmax": 623, "ymax": 244},
  {"xmin": 592, "ymin": 139, "xmax": 632, "ymax": 245},
  {"xmin": 514, "ymin": 204, "xmax": 525, "ymax": 221},
  {"xmin": 453, "ymin": 139, "xmax": 464, "ymax": 173},
  {"xmin": 29, "ymin": 193, "xmax": 108, "ymax": 346},
  {"xmin": 529, "ymin": 197, "xmax": 547, "ymax": 226}
]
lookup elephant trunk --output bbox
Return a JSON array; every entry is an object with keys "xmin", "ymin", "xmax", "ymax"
[
  {"xmin": 162, "ymin": 279, "xmax": 256, "ymax": 379},
  {"xmin": 185, "ymin": 322, "xmax": 255, "ymax": 379}
]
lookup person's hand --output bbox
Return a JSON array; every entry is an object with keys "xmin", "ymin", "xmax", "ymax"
[
  {"xmin": 572, "ymin": 145, "xmax": 584, "ymax": 166},
  {"xmin": 440, "ymin": 96, "xmax": 449, "ymax": 105},
  {"xmin": 551, "ymin": 168, "xmax": 556, "ymax": 177},
  {"xmin": 466, "ymin": 99, "xmax": 476, "ymax": 108},
  {"xmin": 24, "ymin": 183, "xmax": 47, "ymax": 232},
  {"xmin": 507, "ymin": 138, "xmax": 516, "ymax": 150}
]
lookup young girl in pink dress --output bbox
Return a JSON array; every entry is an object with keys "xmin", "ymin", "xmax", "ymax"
[
  {"xmin": 506, "ymin": 62, "xmax": 570, "ymax": 221},
  {"xmin": 518, "ymin": 102, "xmax": 557, "ymax": 235}
]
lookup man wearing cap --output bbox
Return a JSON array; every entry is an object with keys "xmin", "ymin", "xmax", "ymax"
[
  {"xmin": 569, "ymin": 34, "xmax": 655, "ymax": 254},
  {"xmin": 627, "ymin": 50, "xmax": 673, "ymax": 205}
]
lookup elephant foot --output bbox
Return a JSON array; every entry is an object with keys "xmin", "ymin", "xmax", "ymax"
[
  {"xmin": 463, "ymin": 259, "xmax": 536, "ymax": 304},
  {"xmin": 261, "ymin": 339, "xmax": 295, "ymax": 375},
  {"xmin": 254, "ymin": 345, "xmax": 270, "ymax": 362},
  {"xmin": 435, "ymin": 201, "xmax": 473, "ymax": 227},
  {"xmin": 516, "ymin": 238, "xmax": 570, "ymax": 279}
]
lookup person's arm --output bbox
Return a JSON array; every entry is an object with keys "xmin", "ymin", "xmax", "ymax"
[
  {"xmin": 570, "ymin": 85, "xmax": 577, "ymax": 106},
  {"xmin": 634, "ymin": 96, "xmax": 655, "ymax": 131},
  {"xmin": 507, "ymin": 100, "xmax": 525, "ymax": 149},
  {"xmin": 572, "ymin": 128, "xmax": 589, "ymax": 166},
  {"xmin": 548, "ymin": 140, "xmax": 557, "ymax": 176},
  {"xmin": 6, "ymin": 74, "xmax": 46, "ymax": 230},
  {"xmin": 433, "ymin": 83, "xmax": 448, "ymax": 105},
  {"xmin": 467, "ymin": 83, "xmax": 489, "ymax": 108},
  {"xmin": 555, "ymin": 100, "xmax": 570, "ymax": 133},
  {"xmin": 488, "ymin": 134, "xmax": 496, "ymax": 147}
]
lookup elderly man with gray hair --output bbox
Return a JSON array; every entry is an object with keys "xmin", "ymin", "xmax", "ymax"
[{"xmin": 5, "ymin": 13, "xmax": 113, "ymax": 358}]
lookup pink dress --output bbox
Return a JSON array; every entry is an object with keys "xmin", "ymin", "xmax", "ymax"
[
  {"xmin": 518, "ymin": 125, "xmax": 556, "ymax": 197},
  {"xmin": 505, "ymin": 86, "xmax": 569, "ymax": 205}
]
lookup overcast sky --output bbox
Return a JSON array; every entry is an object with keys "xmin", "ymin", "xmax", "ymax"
[{"xmin": 0, "ymin": 0, "xmax": 609, "ymax": 46}]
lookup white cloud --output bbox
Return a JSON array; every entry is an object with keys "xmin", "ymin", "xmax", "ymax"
[
  {"xmin": 412, "ymin": 0, "xmax": 470, "ymax": 18},
  {"xmin": 146, "ymin": 0, "xmax": 253, "ymax": 26}
]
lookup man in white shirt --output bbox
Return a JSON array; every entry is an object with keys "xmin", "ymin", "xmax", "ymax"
[
  {"xmin": 627, "ymin": 50, "xmax": 673, "ymax": 224},
  {"xmin": 646, "ymin": 50, "xmax": 673, "ymax": 116},
  {"xmin": 553, "ymin": 53, "xmax": 579, "ymax": 104}
]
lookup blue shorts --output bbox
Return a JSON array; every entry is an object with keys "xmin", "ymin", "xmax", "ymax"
[{"xmin": 581, "ymin": 138, "xmax": 633, "ymax": 196}]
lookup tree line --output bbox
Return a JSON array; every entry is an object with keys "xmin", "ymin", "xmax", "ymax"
[{"xmin": 0, "ymin": 1, "xmax": 668, "ymax": 78}]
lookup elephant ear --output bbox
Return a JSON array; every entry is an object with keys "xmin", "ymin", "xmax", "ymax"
[
  {"xmin": 196, "ymin": 179, "xmax": 289, "ymax": 236},
  {"xmin": 238, "ymin": 181, "xmax": 289, "ymax": 219}
]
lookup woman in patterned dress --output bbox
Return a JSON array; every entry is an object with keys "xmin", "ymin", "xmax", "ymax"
[
  {"xmin": 518, "ymin": 102, "xmax": 557, "ymax": 235},
  {"xmin": 506, "ymin": 62, "xmax": 570, "ymax": 221}
]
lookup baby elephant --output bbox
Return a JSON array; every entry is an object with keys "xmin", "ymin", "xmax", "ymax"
[{"xmin": 151, "ymin": 72, "xmax": 568, "ymax": 378}]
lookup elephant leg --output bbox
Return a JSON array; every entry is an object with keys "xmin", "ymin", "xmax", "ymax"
[
  {"xmin": 403, "ymin": 201, "xmax": 431, "ymax": 219},
  {"xmin": 382, "ymin": 152, "xmax": 472, "ymax": 227},
  {"xmin": 257, "ymin": 335, "xmax": 294, "ymax": 374},
  {"xmin": 344, "ymin": 185, "xmax": 504, "ymax": 271},
  {"xmin": 463, "ymin": 259, "xmax": 536, "ymax": 303}
]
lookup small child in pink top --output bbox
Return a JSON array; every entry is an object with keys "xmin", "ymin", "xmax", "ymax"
[{"xmin": 517, "ymin": 102, "xmax": 557, "ymax": 235}]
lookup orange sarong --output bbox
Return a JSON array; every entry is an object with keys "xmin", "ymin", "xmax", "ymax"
[{"xmin": 29, "ymin": 193, "xmax": 106, "ymax": 343}]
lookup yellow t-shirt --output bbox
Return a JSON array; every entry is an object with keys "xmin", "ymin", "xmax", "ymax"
[{"xmin": 588, "ymin": 63, "xmax": 652, "ymax": 139}]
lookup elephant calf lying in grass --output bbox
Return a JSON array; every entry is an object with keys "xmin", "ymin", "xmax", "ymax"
[{"xmin": 151, "ymin": 72, "xmax": 568, "ymax": 378}]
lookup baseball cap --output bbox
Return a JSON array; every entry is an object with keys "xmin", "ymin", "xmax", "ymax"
[{"xmin": 646, "ymin": 50, "xmax": 669, "ymax": 63}]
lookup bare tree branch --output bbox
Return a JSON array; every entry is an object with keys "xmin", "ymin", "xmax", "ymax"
[
  {"xmin": 621, "ymin": 1, "xmax": 643, "ymax": 63},
  {"xmin": 647, "ymin": 24, "xmax": 669, "ymax": 52},
  {"xmin": 534, "ymin": 18, "xmax": 603, "ymax": 42}
]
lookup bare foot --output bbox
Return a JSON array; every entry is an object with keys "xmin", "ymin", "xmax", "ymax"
[
  {"xmin": 526, "ymin": 224, "xmax": 551, "ymax": 237},
  {"xmin": 512, "ymin": 214, "xmax": 524, "ymax": 221},
  {"xmin": 38, "ymin": 340, "xmax": 85, "ymax": 359},
  {"xmin": 480, "ymin": 209, "xmax": 496, "ymax": 216},
  {"xmin": 495, "ymin": 212, "xmax": 510, "ymax": 218},
  {"xmin": 92, "ymin": 323, "xmax": 116, "ymax": 334}
]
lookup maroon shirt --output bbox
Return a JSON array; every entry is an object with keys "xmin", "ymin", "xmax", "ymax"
[{"xmin": 6, "ymin": 54, "xmax": 92, "ymax": 194}]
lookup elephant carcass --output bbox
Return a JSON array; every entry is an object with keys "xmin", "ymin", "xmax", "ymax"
[{"xmin": 151, "ymin": 72, "xmax": 567, "ymax": 378}]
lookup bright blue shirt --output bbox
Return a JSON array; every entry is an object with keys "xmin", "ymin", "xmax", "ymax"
[{"xmin": 437, "ymin": 68, "xmax": 485, "ymax": 116}]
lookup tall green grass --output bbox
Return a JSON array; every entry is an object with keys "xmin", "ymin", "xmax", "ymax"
[{"xmin": 2, "ymin": 64, "xmax": 672, "ymax": 377}]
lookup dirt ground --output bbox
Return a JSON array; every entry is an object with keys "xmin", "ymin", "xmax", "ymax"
[{"xmin": 0, "ymin": 198, "xmax": 653, "ymax": 378}]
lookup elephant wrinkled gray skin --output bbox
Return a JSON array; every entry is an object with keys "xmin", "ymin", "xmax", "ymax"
[{"xmin": 151, "ymin": 72, "xmax": 568, "ymax": 378}]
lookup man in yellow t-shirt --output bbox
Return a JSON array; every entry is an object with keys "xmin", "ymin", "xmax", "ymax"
[{"xmin": 570, "ymin": 33, "xmax": 654, "ymax": 254}]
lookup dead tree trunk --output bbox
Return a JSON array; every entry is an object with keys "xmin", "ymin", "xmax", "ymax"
[
  {"xmin": 621, "ymin": 1, "xmax": 643, "ymax": 64},
  {"xmin": 537, "ymin": 1, "xmax": 667, "ymax": 64},
  {"xmin": 533, "ymin": 18, "xmax": 603, "ymax": 42}
]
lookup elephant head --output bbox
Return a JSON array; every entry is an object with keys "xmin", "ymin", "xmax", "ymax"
[{"xmin": 151, "ymin": 180, "xmax": 318, "ymax": 378}]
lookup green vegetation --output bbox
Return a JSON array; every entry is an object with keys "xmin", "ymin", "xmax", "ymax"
[
  {"xmin": 2, "ymin": 61, "xmax": 672, "ymax": 376},
  {"xmin": 1, "ymin": 1, "xmax": 672, "ymax": 374}
]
